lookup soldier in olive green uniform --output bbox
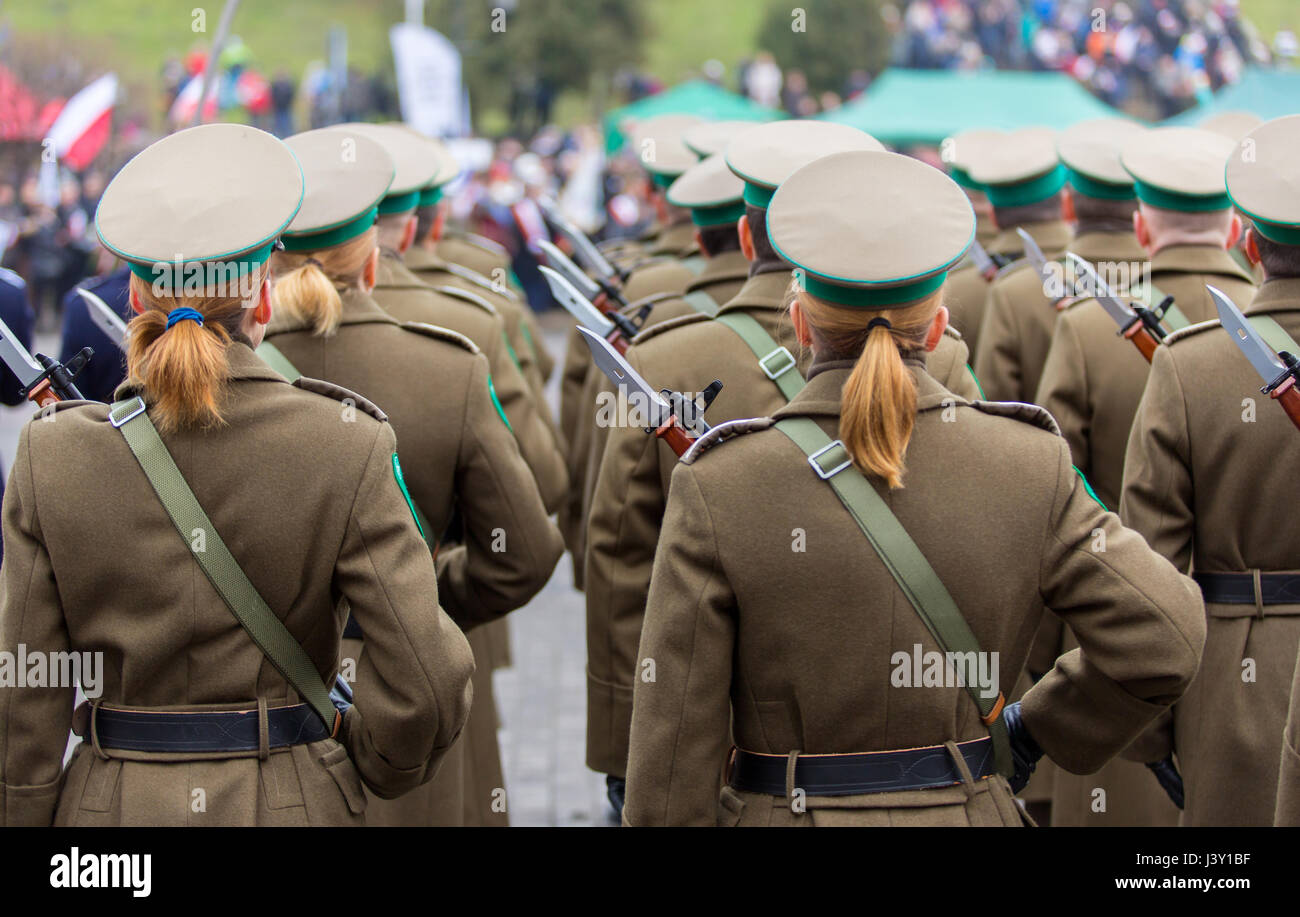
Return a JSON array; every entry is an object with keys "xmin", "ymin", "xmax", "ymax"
[
  {"xmin": 941, "ymin": 128, "xmax": 1003, "ymax": 354},
  {"xmin": 261, "ymin": 128, "xmax": 562, "ymax": 827},
  {"xmin": 0, "ymin": 124, "xmax": 474, "ymax": 826},
  {"xmin": 1122, "ymin": 115, "xmax": 1300, "ymax": 826},
  {"xmin": 586, "ymin": 122, "xmax": 982, "ymax": 815},
  {"xmin": 1279, "ymin": 647, "xmax": 1300, "ymax": 825},
  {"xmin": 1034, "ymin": 124, "xmax": 1256, "ymax": 826},
  {"xmin": 969, "ymin": 129, "xmax": 1081, "ymax": 405},
  {"xmin": 623, "ymin": 150, "xmax": 1204, "ymax": 826}
]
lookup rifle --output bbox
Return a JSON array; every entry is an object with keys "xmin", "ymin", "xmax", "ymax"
[{"xmin": 0, "ymin": 314, "xmax": 91, "ymax": 406}]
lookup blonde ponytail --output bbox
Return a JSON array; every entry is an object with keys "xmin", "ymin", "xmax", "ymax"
[
  {"xmin": 270, "ymin": 227, "xmax": 378, "ymax": 337},
  {"xmin": 125, "ymin": 267, "xmax": 266, "ymax": 434},
  {"xmin": 792, "ymin": 289, "xmax": 941, "ymax": 489}
]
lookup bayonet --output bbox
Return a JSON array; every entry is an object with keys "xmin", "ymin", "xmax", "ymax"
[
  {"xmin": 577, "ymin": 326, "xmax": 721, "ymax": 456},
  {"xmin": 1017, "ymin": 228, "xmax": 1078, "ymax": 304},
  {"xmin": 538, "ymin": 266, "xmax": 638, "ymax": 350},
  {"xmin": 77, "ymin": 287, "xmax": 128, "ymax": 349},
  {"xmin": 537, "ymin": 196, "xmax": 629, "ymax": 302},
  {"xmin": 1068, "ymin": 253, "xmax": 1164, "ymax": 363},
  {"xmin": 538, "ymin": 239, "xmax": 602, "ymax": 302},
  {"xmin": 0, "ymin": 314, "xmax": 91, "ymax": 406},
  {"xmin": 1211, "ymin": 284, "xmax": 1300, "ymax": 433},
  {"xmin": 969, "ymin": 240, "xmax": 999, "ymax": 281}
]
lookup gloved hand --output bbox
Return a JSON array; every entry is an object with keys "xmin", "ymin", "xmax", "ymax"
[
  {"xmin": 1003, "ymin": 701, "xmax": 1044, "ymax": 794},
  {"xmin": 1146, "ymin": 755, "xmax": 1185, "ymax": 809},
  {"xmin": 330, "ymin": 674, "xmax": 354, "ymax": 716}
]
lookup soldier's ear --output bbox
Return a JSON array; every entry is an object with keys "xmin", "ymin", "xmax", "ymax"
[
  {"xmin": 254, "ymin": 276, "xmax": 272, "ymax": 325},
  {"xmin": 738, "ymin": 215, "xmax": 755, "ymax": 262},
  {"xmin": 361, "ymin": 247, "xmax": 379, "ymax": 292},
  {"xmin": 789, "ymin": 296, "xmax": 812, "ymax": 348},
  {"xmin": 694, "ymin": 227, "xmax": 705, "ymax": 254},
  {"xmin": 1244, "ymin": 228, "xmax": 1262, "ymax": 267},
  {"xmin": 1225, "ymin": 213, "xmax": 1242, "ymax": 250},
  {"xmin": 399, "ymin": 214, "xmax": 417, "ymax": 254},
  {"xmin": 128, "ymin": 285, "xmax": 144, "ymax": 315},
  {"xmin": 924, "ymin": 305, "xmax": 949, "ymax": 353},
  {"xmin": 431, "ymin": 205, "xmax": 447, "ymax": 244},
  {"xmin": 1061, "ymin": 189, "xmax": 1076, "ymax": 224},
  {"xmin": 1133, "ymin": 209, "xmax": 1150, "ymax": 250}
]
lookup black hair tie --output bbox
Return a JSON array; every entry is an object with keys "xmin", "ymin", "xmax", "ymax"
[{"xmin": 867, "ymin": 317, "xmax": 892, "ymax": 332}]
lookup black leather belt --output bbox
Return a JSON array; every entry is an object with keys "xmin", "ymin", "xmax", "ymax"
[
  {"xmin": 1194, "ymin": 572, "xmax": 1300, "ymax": 605},
  {"xmin": 78, "ymin": 703, "xmax": 331, "ymax": 754},
  {"xmin": 728, "ymin": 737, "xmax": 996, "ymax": 797}
]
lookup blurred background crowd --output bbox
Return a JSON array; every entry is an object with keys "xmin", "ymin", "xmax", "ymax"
[{"xmin": 0, "ymin": 0, "xmax": 1294, "ymax": 331}]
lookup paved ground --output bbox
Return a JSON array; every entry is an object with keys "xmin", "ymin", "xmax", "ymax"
[{"xmin": 0, "ymin": 313, "xmax": 617, "ymax": 827}]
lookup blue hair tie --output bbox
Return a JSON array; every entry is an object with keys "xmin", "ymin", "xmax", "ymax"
[{"xmin": 165, "ymin": 307, "xmax": 205, "ymax": 330}]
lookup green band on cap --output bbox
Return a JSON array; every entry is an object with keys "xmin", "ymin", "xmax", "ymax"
[
  {"xmin": 742, "ymin": 182, "xmax": 775, "ymax": 208},
  {"xmin": 1250, "ymin": 218, "xmax": 1300, "ymax": 246},
  {"xmin": 950, "ymin": 167, "xmax": 983, "ymax": 191},
  {"xmin": 1066, "ymin": 167, "xmax": 1136, "ymax": 201},
  {"xmin": 128, "ymin": 241, "xmax": 276, "ymax": 284},
  {"xmin": 282, "ymin": 206, "xmax": 378, "ymax": 252},
  {"xmin": 798, "ymin": 269, "xmax": 948, "ymax": 308},
  {"xmin": 418, "ymin": 186, "xmax": 444, "ymax": 208},
  {"xmin": 378, "ymin": 190, "xmax": 420, "ymax": 215},
  {"xmin": 651, "ymin": 173, "xmax": 678, "ymax": 190},
  {"xmin": 690, "ymin": 201, "xmax": 745, "ymax": 228},
  {"xmin": 1134, "ymin": 180, "xmax": 1231, "ymax": 213},
  {"xmin": 986, "ymin": 163, "xmax": 1067, "ymax": 208}
]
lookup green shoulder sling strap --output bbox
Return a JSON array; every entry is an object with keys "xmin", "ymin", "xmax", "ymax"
[
  {"xmin": 1139, "ymin": 282, "xmax": 1194, "ymax": 332},
  {"xmin": 715, "ymin": 312, "xmax": 806, "ymax": 402},
  {"xmin": 772, "ymin": 416, "xmax": 1013, "ymax": 777},
  {"xmin": 1249, "ymin": 314, "xmax": 1300, "ymax": 357},
  {"xmin": 682, "ymin": 289, "xmax": 720, "ymax": 317},
  {"xmin": 107, "ymin": 396, "xmax": 339, "ymax": 733},
  {"xmin": 256, "ymin": 340, "xmax": 302, "ymax": 382}
]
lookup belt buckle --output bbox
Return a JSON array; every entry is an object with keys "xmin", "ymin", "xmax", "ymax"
[
  {"xmin": 808, "ymin": 440, "xmax": 852, "ymax": 479},
  {"xmin": 109, "ymin": 396, "xmax": 147, "ymax": 428},
  {"xmin": 759, "ymin": 346, "xmax": 796, "ymax": 380}
]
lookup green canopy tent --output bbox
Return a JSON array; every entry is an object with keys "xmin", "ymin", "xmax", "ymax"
[
  {"xmin": 1162, "ymin": 68, "xmax": 1300, "ymax": 126},
  {"xmin": 603, "ymin": 80, "xmax": 780, "ymax": 154},
  {"xmin": 818, "ymin": 68, "xmax": 1131, "ymax": 146}
]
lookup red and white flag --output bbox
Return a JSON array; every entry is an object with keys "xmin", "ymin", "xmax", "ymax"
[{"xmin": 47, "ymin": 73, "xmax": 117, "ymax": 171}]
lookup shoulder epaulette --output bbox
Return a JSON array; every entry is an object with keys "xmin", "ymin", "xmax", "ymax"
[
  {"xmin": 1162, "ymin": 318, "xmax": 1221, "ymax": 346},
  {"xmin": 942, "ymin": 324, "xmax": 963, "ymax": 342},
  {"xmin": 680, "ymin": 416, "xmax": 775, "ymax": 465},
  {"xmin": 401, "ymin": 321, "xmax": 481, "ymax": 353},
  {"xmin": 292, "ymin": 377, "xmax": 387, "ymax": 421},
  {"xmin": 993, "ymin": 258, "xmax": 1032, "ymax": 283},
  {"xmin": 435, "ymin": 285, "xmax": 497, "ymax": 315},
  {"xmin": 0, "ymin": 266, "xmax": 26, "ymax": 289},
  {"xmin": 459, "ymin": 232, "xmax": 509, "ymax": 258},
  {"xmin": 441, "ymin": 262, "xmax": 520, "ymax": 301},
  {"xmin": 622, "ymin": 291, "xmax": 678, "ymax": 316},
  {"xmin": 970, "ymin": 400, "xmax": 1061, "ymax": 436},
  {"xmin": 630, "ymin": 310, "xmax": 709, "ymax": 346}
]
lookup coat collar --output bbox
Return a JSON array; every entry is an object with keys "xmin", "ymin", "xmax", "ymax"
[
  {"xmin": 649, "ymin": 221, "xmax": 698, "ymax": 257},
  {"xmin": 374, "ymin": 251, "xmax": 432, "ymax": 290},
  {"xmin": 771, "ymin": 358, "xmax": 962, "ymax": 423},
  {"xmin": 1150, "ymin": 244, "xmax": 1256, "ymax": 283},
  {"xmin": 988, "ymin": 219, "xmax": 1072, "ymax": 257},
  {"xmin": 1071, "ymin": 230, "xmax": 1146, "ymax": 265},
  {"xmin": 714, "ymin": 269, "xmax": 792, "ymax": 316},
  {"xmin": 402, "ymin": 245, "xmax": 448, "ymax": 274},
  {"xmin": 1246, "ymin": 277, "xmax": 1300, "ymax": 316},
  {"xmin": 686, "ymin": 249, "xmax": 750, "ymax": 294}
]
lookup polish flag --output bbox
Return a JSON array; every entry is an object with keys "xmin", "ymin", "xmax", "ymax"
[
  {"xmin": 47, "ymin": 73, "xmax": 117, "ymax": 172},
  {"xmin": 168, "ymin": 73, "xmax": 219, "ymax": 127}
]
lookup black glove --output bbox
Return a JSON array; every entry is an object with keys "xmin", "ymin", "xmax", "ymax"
[
  {"xmin": 1146, "ymin": 755, "xmax": 1185, "ymax": 809},
  {"xmin": 1002, "ymin": 701, "xmax": 1044, "ymax": 794}
]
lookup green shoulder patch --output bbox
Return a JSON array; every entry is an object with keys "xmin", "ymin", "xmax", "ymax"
[
  {"xmin": 486, "ymin": 373, "xmax": 513, "ymax": 431},
  {"xmin": 435, "ymin": 285, "xmax": 498, "ymax": 315},
  {"xmin": 630, "ymin": 310, "xmax": 710, "ymax": 346},
  {"xmin": 292, "ymin": 377, "xmax": 387, "ymax": 421},
  {"xmin": 401, "ymin": 321, "xmax": 480, "ymax": 354},
  {"xmin": 1163, "ymin": 318, "xmax": 1221, "ymax": 347},
  {"xmin": 391, "ymin": 452, "xmax": 427, "ymax": 540},
  {"xmin": 681, "ymin": 416, "xmax": 775, "ymax": 464},
  {"xmin": 969, "ymin": 399, "xmax": 1061, "ymax": 436}
]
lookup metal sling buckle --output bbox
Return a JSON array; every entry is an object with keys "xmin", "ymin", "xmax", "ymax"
[
  {"xmin": 759, "ymin": 346, "xmax": 797, "ymax": 380},
  {"xmin": 109, "ymin": 397, "xmax": 147, "ymax": 428},
  {"xmin": 808, "ymin": 439, "xmax": 852, "ymax": 479}
]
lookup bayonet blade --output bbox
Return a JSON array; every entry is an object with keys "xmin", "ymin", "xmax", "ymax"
[
  {"xmin": 538, "ymin": 197, "xmax": 618, "ymax": 281},
  {"xmin": 1211, "ymin": 284, "xmax": 1286, "ymax": 384},
  {"xmin": 576, "ymin": 326, "xmax": 673, "ymax": 430},
  {"xmin": 0, "ymin": 313, "xmax": 45, "ymax": 388},
  {"xmin": 538, "ymin": 266, "xmax": 615, "ymax": 338},
  {"xmin": 1068, "ymin": 252, "xmax": 1135, "ymax": 329},
  {"xmin": 77, "ymin": 287, "xmax": 128, "ymax": 349},
  {"xmin": 1016, "ymin": 228, "xmax": 1050, "ymax": 279},
  {"xmin": 969, "ymin": 240, "xmax": 995, "ymax": 278},
  {"xmin": 537, "ymin": 239, "xmax": 601, "ymax": 301}
]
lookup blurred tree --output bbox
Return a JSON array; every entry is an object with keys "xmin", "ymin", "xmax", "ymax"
[
  {"xmin": 433, "ymin": 0, "xmax": 647, "ymax": 135},
  {"xmin": 756, "ymin": 0, "xmax": 889, "ymax": 97}
]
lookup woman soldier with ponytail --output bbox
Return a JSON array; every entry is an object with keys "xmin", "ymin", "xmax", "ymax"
[
  {"xmin": 260, "ymin": 127, "xmax": 563, "ymax": 826},
  {"xmin": 0, "ymin": 124, "xmax": 475, "ymax": 826},
  {"xmin": 622, "ymin": 150, "xmax": 1206, "ymax": 827}
]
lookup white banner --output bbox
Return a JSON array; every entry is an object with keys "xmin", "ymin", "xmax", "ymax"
[{"xmin": 390, "ymin": 23, "xmax": 464, "ymax": 138}]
